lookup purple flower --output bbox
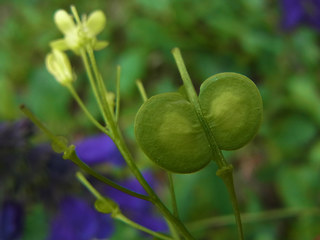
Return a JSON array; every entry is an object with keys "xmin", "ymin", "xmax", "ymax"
[
  {"xmin": 48, "ymin": 196, "xmax": 113, "ymax": 240},
  {"xmin": 104, "ymin": 171, "xmax": 168, "ymax": 233},
  {"xmin": 25, "ymin": 144, "xmax": 76, "ymax": 205},
  {"xmin": 75, "ymin": 134, "xmax": 125, "ymax": 166},
  {"xmin": 0, "ymin": 119, "xmax": 34, "ymax": 179},
  {"xmin": 281, "ymin": 0, "xmax": 320, "ymax": 30},
  {"xmin": 0, "ymin": 200, "xmax": 24, "ymax": 240}
]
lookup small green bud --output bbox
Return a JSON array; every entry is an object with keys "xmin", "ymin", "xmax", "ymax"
[
  {"xmin": 94, "ymin": 197, "xmax": 119, "ymax": 215},
  {"xmin": 51, "ymin": 135, "xmax": 69, "ymax": 153},
  {"xmin": 45, "ymin": 49, "xmax": 74, "ymax": 86}
]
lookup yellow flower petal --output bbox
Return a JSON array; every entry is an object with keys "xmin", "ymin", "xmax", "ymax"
[
  {"xmin": 54, "ymin": 10, "xmax": 76, "ymax": 35},
  {"xmin": 50, "ymin": 39, "xmax": 69, "ymax": 51},
  {"xmin": 86, "ymin": 10, "xmax": 106, "ymax": 36},
  {"xmin": 93, "ymin": 41, "xmax": 109, "ymax": 51}
]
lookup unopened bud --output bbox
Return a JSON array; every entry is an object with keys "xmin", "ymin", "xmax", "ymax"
[{"xmin": 46, "ymin": 49, "xmax": 74, "ymax": 86}]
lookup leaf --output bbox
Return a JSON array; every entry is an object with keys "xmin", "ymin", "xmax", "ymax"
[
  {"xmin": 277, "ymin": 166, "xmax": 320, "ymax": 208},
  {"xmin": 22, "ymin": 204, "xmax": 48, "ymax": 240},
  {"xmin": 117, "ymin": 49, "xmax": 146, "ymax": 97}
]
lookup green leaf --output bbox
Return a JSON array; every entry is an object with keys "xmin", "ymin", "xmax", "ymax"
[
  {"xmin": 22, "ymin": 67, "xmax": 72, "ymax": 132},
  {"xmin": 117, "ymin": 49, "xmax": 146, "ymax": 97},
  {"xmin": 271, "ymin": 114, "xmax": 316, "ymax": 158},
  {"xmin": 22, "ymin": 204, "xmax": 48, "ymax": 240},
  {"xmin": 277, "ymin": 166, "xmax": 320, "ymax": 207},
  {"xmin": 0, "ymin": 77, "xmax": 18, "ymax": 120}
]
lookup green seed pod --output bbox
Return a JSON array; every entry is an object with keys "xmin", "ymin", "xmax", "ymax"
[
  {"xmin": 199, "ymin": 72, "xmax": 263, "ymax": 150},
  {"xmin": 135, "ymin": 93, "xmax": 211, "ymax": 173},
  {"xmin": 135, "ymin": 72, "xmax": 262, "ymax": 174}
]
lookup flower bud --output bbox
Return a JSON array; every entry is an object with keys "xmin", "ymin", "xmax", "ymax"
[
  {"xmin": 94, "ymin": 197, "xmax": 119, "ymax": 216},
  {"xmin": 45, "ymin": 49, "xmax": 74, "ymax": 86}
]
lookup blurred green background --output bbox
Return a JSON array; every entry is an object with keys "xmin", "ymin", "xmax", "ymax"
[{"xmin": 1, "ymin": 0, "xmax": 320, "ymax": 239}]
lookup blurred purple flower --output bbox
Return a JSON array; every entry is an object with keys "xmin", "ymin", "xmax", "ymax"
[
  {"xmin": 75, "ymin": 134, "xmax": 125, "ymax": 166},
  {"xmin": 0, "ymin": 119, "xmax": 34, "ymax": 179},
  {"xmin": 48, "ymin": 196, "xmax": 113, "ymax": 240},
  {"xmin": 104, "ymin": 171, "xmax": 168, "ymax": 233},
  {"xmin": 0, "ymin": 200, "xmax": 24, "ymax": 240},
  {"xmin": 281, "ymin": 0, "xmax": 320, "ymax": 30},
  {"xmin": 26, "ymin": 144, "xmax": 76, "ymax": 205},
  {"xmin": 48, "ymin": 171, "xmax": 167, "ymax": 239}
]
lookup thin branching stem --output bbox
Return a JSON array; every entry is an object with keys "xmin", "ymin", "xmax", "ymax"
[
  {"xmin": 85, "ymin": 47, "xmax": 195, "ymax": 239},
  {"xmin": 168, "ymin": 173, "xmax": 179, "ymax": 219},
  {"xmin": 80, "ymin": 49, "xmax": 109, "ymax": 126},
  {"xmin": 20, "ymin": 105, "xmax": 150, "ymax": 201},
  {"xmin": 115, "ymin": 214, "xmax": 174, "ymax": 240},
  {"xmin": 172, "ymin": 48, "xmax": 244, "ymax": 240},
  {"xmin": 136, "ymin": 79, "xmax": 148, "ymax": 102},
  {"xmin": 77, "ymin": 172, "xmax": 172, "ymax": 240},
  {"xmin": 115, "ymin": 66, "xmax": 121, "ymax": 123},
  {"xmin": 66, "ymin": 84, "xmax": 110, "ymax": 136}
]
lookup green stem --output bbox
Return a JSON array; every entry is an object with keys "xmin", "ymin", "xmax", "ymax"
[
  {"xmin": 168, "ymin": 173, "xmax": 181, "ymax": 239},
  {"xmin": 167, "ymin": 220, "xmax": 181, "ymax": 240},
  {"xmin": 112, "ymin": 126, "xmax": 195, "ymax": 239},
  {"xmin": 168, "ymin": 173, "xmax": 179, "ymax": 219},
  {"xmin": 71, "ymin": 7, "xmax": 109, "ymax": 125},
  {"xmin": 216, "ymin": 165, "xmax": 244, "ymax": 240},
  {"xmin": 71, "ymin": 6, "xmax": 108, "ymax": 125},
  {"xmin": 78, "ymin": 171, "xmax": 171, "ymax": 240},
  {"xmin": 86, "ymin": 46, "xmax": 116, "ymax": 127},
  {"xmin": 80, "ymin": 49, "xmax": 109, "ymax": 125},
  {"xmin": 20, "ymin": 105, "xmax": 150, "ymax": 201},
  {"xmin": 187, "ymin": 207, "xmax": 320, "ymax": 230},
  {"xmin": 171, "ymin": 48, "xmax": 198, "ymax": 105},
  {"xmin": 115, "ymin": 214, "xmax": 173, "ymax": 240},
  {"xmin": 171, "ymin": 48, "xmax": 227, "ymax": 169},
  {"xmin": 172, "ymin": 48, "xmax": 244, "ymax": 239},
  {"xmin": 76, "ymin": 171, "xmax": 103, "ymax": 199},
  {"xmin": 66, "ymin": 84, "xmax": 110, "ymax": 136},
  {"xmin": 68, "ymin": 149, "xmax": 150, "ymax": 201},
  {"xmin": 136, "ymin": 79, "xmax": 148, "ymax": 102},
  {"xmin": 20, "ymin": 105, "xmax": 56, "ymax": 141},
  {"xmin": 83, "ymin": 46, "xmax": 195, "ymax": 239},
  {"xmin": 70, "ymin": 5, "xmax": 81, "ymax": 24},
  {"xmin": 115, "ymin": 65, "xmax": 121, "ymax": 122}
]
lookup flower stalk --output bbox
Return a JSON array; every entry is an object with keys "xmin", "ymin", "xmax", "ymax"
[{"xmin": 172, "ymin": 48, "xmax": 244, "ymax": 240}]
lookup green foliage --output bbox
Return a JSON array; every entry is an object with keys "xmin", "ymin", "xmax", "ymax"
[{"xmin": 22, "ymin": 205, "xmax": 49, "ymax": 240}]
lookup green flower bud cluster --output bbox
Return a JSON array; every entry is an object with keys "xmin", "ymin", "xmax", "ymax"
[{"xmin": 45, "ymin": 6, "xmax": 108, "ymax": 86}]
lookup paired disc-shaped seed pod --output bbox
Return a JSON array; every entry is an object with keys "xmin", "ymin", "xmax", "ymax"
[{"xmin": 135, "ymin": 73, "xmax": 263, "ymax": 174}]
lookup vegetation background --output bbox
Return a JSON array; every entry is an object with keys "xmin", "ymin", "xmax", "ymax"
[{"xmin": 1, "ymin": 0, "xmax": 320, "ymax": 239}]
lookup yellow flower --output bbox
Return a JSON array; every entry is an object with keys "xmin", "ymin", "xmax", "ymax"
[
  {"xmin": 50, "ymin": 9, "xmax": 109, "ymax": 54},
  {"xmin": 45, "ymin": 49, "xmax": 74, "ymax": 86}
]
